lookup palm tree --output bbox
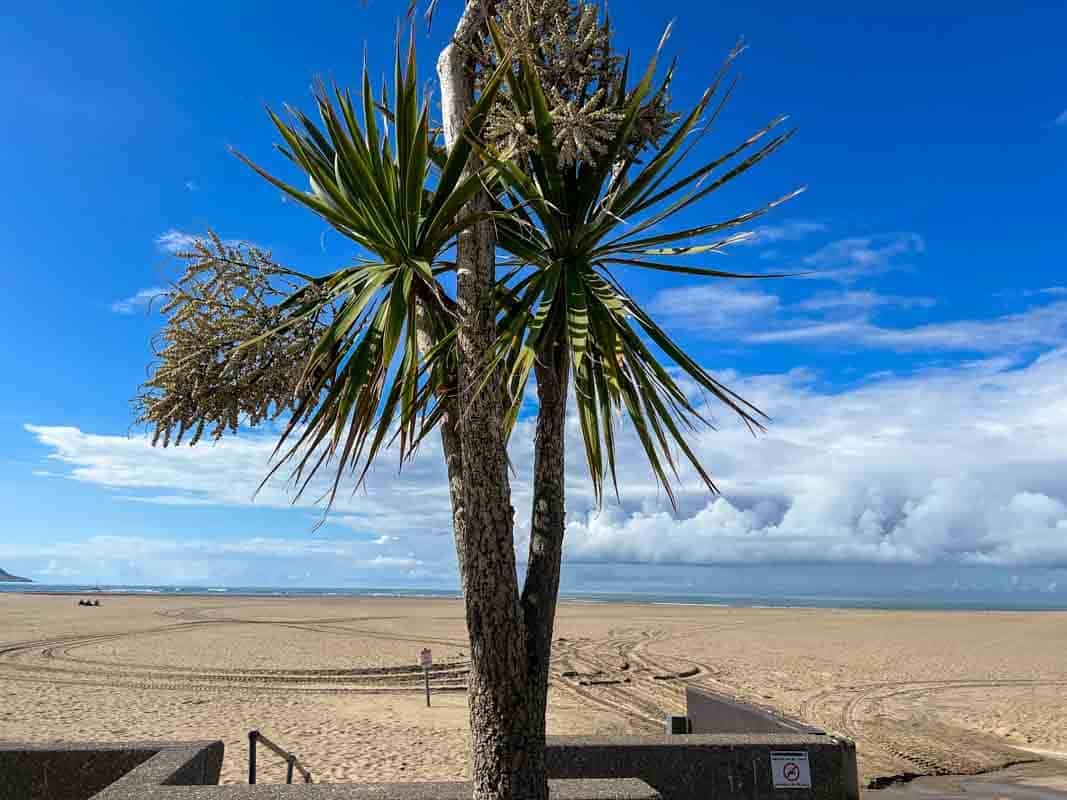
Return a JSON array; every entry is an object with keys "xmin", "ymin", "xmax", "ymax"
[
  {"xmin": 229, "ymin": 37, "xmax": 511, "ymax": 508},
  {"xmin": 482, "ymin": 24, "xmax": 799, "ymax": 500},
  {"xmin": 426, "ymin": 17, "xmax": 801, "ymax": 796},
  {"xmin": 137, "ymin": 6, "xmax": 797, "ymax": 800}
]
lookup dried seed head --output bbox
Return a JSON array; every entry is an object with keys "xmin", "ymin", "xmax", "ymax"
[
  {"xmin": 133, "ymin": 232, "xmax": 329, "ymax": 447},
  {"xmin": 473, "ymin": 0, "xmax": 678, "ymax": 166}
]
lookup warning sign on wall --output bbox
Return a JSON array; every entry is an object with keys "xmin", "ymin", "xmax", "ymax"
[{"xmin": 771, "ymin": 751, "xmax": 812, "ymax": 789}]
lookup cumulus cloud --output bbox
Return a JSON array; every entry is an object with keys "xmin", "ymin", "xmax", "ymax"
[
  {"xmin": 110, "ymin": 286, "xmax": 168, "ymax": 314},
  {"xmin": 560, "ymin": 350, "xmax": 1067, "ymax": 568},
  {"xmin": 23, "ymin": 349, "xmax": 1067, "ymax": 575},
  {"xmin": 24, "ymin": 423, "xmax": 457, "ymax": 538}
]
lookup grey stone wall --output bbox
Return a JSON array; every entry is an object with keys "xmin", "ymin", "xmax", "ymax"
[
  {"xmin": 2, "ymin": 734, "xmax": 858, "ymax": 800},
  {"xmin": 0, "ymin": 742, "xmax": 222, "ymax": 800},
  {"xmin": 97, "ymin": 780, "xmax": 659, "ymax": 800},
  {"xmin": 546, "ymin": 734, "xmax": 860, "ymax": 800},
  {"xmin": 0, "ymin": 745, "xmax": 155, "ymax": 800}
]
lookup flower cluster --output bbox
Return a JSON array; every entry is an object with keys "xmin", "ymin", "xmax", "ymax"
[
  {"xmin": 134, "ymin": 233, "xmax": 328, "ymax": 447},
  {"xmin": 474, "ymin": 0, "xmax": 677, "ymax": 165}
]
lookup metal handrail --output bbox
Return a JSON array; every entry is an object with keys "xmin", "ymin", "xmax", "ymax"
[{"xmin": 248, "ymin": 729, "xmax": 313, "ymax": 784}]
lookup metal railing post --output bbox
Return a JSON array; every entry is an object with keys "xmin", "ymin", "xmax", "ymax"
[
  {"xmin": 248, "ymin": 730, "xmax": 259, "ymax": 784},
  {"xmin": 247, "ymin": 728, "xmax": 312, "ymax": 784}
]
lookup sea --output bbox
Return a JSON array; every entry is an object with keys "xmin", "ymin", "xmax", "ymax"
[{"xmin": 3, "ymin": 583, "xmax": 1067, "ymax": 611}]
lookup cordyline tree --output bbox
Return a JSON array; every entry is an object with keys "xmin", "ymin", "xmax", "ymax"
[{"xmin": 136, "ymin": 1, "xmax": 796, "ymax": 798}]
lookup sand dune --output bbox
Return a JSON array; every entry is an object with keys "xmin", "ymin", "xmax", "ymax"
[{"xmin": 1, "ymin": 594, "xmax": 1065, "ymax": 788}]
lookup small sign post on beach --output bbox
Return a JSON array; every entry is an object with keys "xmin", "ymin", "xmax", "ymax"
[{"xmin": 419, "ymin": 648, "xmax": 433, "ymax": 707}]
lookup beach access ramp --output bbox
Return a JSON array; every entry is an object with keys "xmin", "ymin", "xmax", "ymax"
[{"xmin": 684, "ymin": 686, "xmax": 826, "ymax": 735}]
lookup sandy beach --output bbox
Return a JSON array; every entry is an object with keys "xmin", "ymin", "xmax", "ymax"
[{"xmin": 1, "ymin": 594, "xmax": 1065, "ymax": 788}]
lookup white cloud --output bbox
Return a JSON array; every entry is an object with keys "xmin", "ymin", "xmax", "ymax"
[
  {"xmin": 741, "ymin": 219, "xmax": 828, "ymax": 246},
  {"xmin": 801, "ymin": 233, "xmax": 925, "ymax": 282},
  {"xmin": 118, "ymin": 494, "xmax": 219, "ymax": 506},
  {"xmin": 40, "ymin": 559, "xmax": 79, "ymax": 578},
  {"xmin": 794, "ymin": 291, "xmax": 935, "ymax": 312},
  {"xmin": 155, "ymin": 229, "xmax": 202, "ymax": 253},
  {"xmin": 24, "ymin": 423, "xmax": 457, "ymax": 537},
  {"xmin": 110, "ymin": 286, "xmax": 168, "ymax": 314},
  {"xmin": 21, "ymin": 350, "xmax": 1067, "ymax": 575},
  {"xmin": 560, "ymin": 349, "xmax": 1067, "ymax": 568},
  {"xmin": 648, "ymin": 285, "xmax": 779, "ymax": 330},
  {"xmin": 154, "ymin": 229, "xmax": 254, "ymax": 255},
  {"xmin": 997, "ymin": 287, "xmax": 1067, "ymax": 300},
  {"xmin": 747, "ymin": 300, "xmax": 1067, "ymax": 352},
  {"xmin": 0, "ymin": 535, "xmax": 434, "ymax": 585},
  {"xmin": 649, "ymin": 281, "xmax": 1067, "ymax": 355},
  {"xmin": 20, "ymin": 347, "xmax": 1067, "ymax": 571},
  {"xmin": 362, "ymin": 555, "xmax": 422, "ymax": 568}
]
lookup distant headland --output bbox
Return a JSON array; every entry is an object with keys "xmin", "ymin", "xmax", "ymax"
[{"xmin": 0, "ymin": 568, "xmax": 30, "ymax": 582}]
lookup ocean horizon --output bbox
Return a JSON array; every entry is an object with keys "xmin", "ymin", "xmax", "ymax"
[{"xmin": 4, "ymin": 582, "xmax": 1067, "ymax": 611}]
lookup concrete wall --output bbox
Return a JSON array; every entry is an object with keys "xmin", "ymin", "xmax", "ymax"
[
  {"xmin": 546, "ymin": 734, "xmax": 860, "ymax": 800},
  {"xmin": 0, "ymin": 745, "xmax": 155, "ymax": 800},
  {"xmin": 0, "ymin": 741, "xmax": 657, "ymax": 800},
  {"xmin": 2, "ymin": 735, "xmax": 858, "ymax": 800},
  {"xmin": 94, "ymin": 779, "xmax": 659, "ymax": 800},
  {"xmin": 0, "ymin": 742, "xmax": 222, "ymax": 800}
]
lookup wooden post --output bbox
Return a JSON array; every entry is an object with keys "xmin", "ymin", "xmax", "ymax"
[{"xmin": 419, "ymin": 647, "xmax": 433, "ymax": 707}]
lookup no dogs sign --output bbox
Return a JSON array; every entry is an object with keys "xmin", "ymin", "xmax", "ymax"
[{"xmin": 771, "ymin": 751, "xmax": 811, "ymax": 789}]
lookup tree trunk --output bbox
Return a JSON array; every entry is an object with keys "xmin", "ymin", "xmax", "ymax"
[
  {"xmin": 520, "ymin": 347, "xmax": 570, "ymax": 758},
  {"xmin": 414, "ymin": 309, "xmax": 468, "ymax": 579},
  {"xmin": 438, "ymin": 5, "xmax": 548, "ymax": 800}
]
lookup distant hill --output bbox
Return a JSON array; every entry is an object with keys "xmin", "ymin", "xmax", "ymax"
[{"xmin": 0, "ymin": 568, "xmax": 30, "ymax": 582}]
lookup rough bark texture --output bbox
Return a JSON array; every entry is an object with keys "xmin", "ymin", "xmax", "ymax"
[
  {"xmin": 521, "ymin": 346, "xmax": 570, "ymax": 748},
  {"xmin": 439, "ymin": 5, "xmax": 548, "ymax": 800},
  {"xmin": 415, "ymin": 311, "xmax": 467, "ymax": 577},
  {"xmin": 439, "ymin": 403, "xmax": 468, "ymax": 576}
]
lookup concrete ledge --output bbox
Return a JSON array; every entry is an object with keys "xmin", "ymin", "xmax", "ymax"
[
  {"xmin": 0, "ymin": 743, "xmax": 155, "ymax": 800},
  {"xmin": 113, "ymin": 780, "xmax": 658, "ymax": 800},
  {"xmin": 94, "ymin": 741, "xmax": 224, "ymax": 798},
  {"xmin": 0, "ymin": 741, "xmax": 222, "ymax": 800},
  {"xmin": 4, "ymin": 734, "xmax": 858, "ymax": 800},
  {"xmin": 0, "ymin": 740, "xmax": 656, "ymax": 800},
  {"xmin": 546, "ymin": 734, "xmax": 860, "ymax": 800}
]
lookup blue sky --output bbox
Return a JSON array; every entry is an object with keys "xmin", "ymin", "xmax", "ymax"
[{"xmin": 1, "ymin": 1, "xmax": 1066, "ymax": 597}]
